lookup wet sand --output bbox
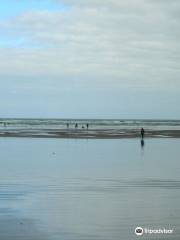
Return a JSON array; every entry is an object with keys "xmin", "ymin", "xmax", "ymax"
[
  {"xmin": 0, "ymin": 217, "xmax": 49, "ymax": 240},
  {"xmin": 0, "ymin": 128, "xmax": 180, "ymax": 138},
  {"xmin": 1, "ymin": 138, "xmax": 180, "ymax": 240}
]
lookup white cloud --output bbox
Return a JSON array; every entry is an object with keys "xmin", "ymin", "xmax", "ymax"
[{"xmin": 0, "ymin": 0, "xmax": 179, "ymax": 87}]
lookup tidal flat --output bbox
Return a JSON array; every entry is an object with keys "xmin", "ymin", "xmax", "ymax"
[{"xmin": 0, "ymin": 137, "xmax": 180, "ymax": 240}]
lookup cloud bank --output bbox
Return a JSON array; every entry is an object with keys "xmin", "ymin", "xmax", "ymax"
[{"xmin": 0, "ymin": 0, "xmax": 179, "ymax": 86}]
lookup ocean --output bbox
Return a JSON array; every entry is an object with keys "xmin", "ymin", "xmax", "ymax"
[{"xmin": 0, "ymin": 118, "xmax": 180, "ymax": 130}]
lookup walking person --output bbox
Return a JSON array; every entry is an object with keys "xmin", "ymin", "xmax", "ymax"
[{"xmin": 141, "ymin": 128, "xmax": 145, "ymax": 139}]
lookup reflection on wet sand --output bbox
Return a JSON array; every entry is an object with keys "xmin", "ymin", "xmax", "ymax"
[
  {"xmin": 0, "ymin": 138, "xmax": 180, "ymax": 240},
  {"xmin": 141, "ymin": 139, "xmax": 145, "ymax": 148}
]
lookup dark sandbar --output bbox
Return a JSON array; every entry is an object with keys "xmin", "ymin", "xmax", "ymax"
[{"xmin": 0, "ymin": 129, "xmax": 180, "ymax": 139}]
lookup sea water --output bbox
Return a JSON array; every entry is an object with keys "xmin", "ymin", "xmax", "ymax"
[
  {"xmin": 0, "ymin": 118, "xmax": 180, "ymax": 131},
  {"xmin": 0, "ymin": 137, "xmax": 180, "ymax": 239}
]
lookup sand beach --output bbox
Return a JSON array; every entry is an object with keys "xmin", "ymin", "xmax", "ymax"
[{"xmin": 0, "ymin": 137, "xmax": 180, "ymax": 240}]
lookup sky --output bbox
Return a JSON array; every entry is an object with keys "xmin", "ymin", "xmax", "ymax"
[{"xmin": 0, "ymin": 0, "xmax": 180, "ymax": 119}]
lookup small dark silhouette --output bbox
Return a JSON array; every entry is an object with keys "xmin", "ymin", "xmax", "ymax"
[
  {"xmin": 86, "ymin": 123, "xmax": 89, "ymax": 129},
  {"xmin": 67, "ymin": 123, "xmax": 69, "ymax": 128},
  {"xmin": 141, "ymin": 128, "xmax": 145, "ymax": 139},
  {"xmin": 75, "ymin": 123, "xmax": 78, "ymax": 129}
]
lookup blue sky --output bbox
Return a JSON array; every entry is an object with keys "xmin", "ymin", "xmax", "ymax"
[
  {"xmin": 0, "ymin": 0, "xmax": 66, "ymax": 19},
  {"xmin": 0, "ymin": 0, "xmax": 180, "ymax": 118},
  {"xmin": 0, "ymin": 0, "xmax": 67, "ymax": 48}
]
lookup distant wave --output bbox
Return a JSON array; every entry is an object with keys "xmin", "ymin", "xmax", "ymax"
[{"xmin": 0, "ymin": 118, "xmax": 180, "ymax": 131}]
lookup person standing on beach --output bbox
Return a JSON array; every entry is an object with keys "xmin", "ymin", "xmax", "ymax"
[
  {"xmin": 141, "ymin": 128, "xmax": 145, "ymax": 139},
  {"xmin": 86, "ymin": 123, "xmax": 89, "ymax": 129},
  {"xmin": 75, "ymin": 123, "xmax": 78, "ymax": 129}
]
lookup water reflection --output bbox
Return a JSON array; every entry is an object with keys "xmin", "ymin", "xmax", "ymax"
[
  {"xmin": 141, "ymin": 139, "xmax": 145, "ymax": 148},
  {"xmin": 0, "ymin": 138, "xmax": 180, "ymax": 240}
]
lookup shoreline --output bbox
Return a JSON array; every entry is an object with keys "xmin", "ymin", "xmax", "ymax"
[{"xmin": 1, "ymin": 129, "xmax": 180, "ymax": 139}]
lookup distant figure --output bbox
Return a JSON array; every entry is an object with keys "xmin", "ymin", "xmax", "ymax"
[
  {"xmin": 75, "ymin": 123, "xmax": 78, "ymax": 129},
  {"xmin": 141, "ymin": 128, "xmax": 145, "ymax": 139},
  {"xmin": 67, "ymin": 123, "xmax": 69, "ymax": 129},
  {"xmin": 86, "ymin": 123, "xmax": 89, "ymax": 129}
]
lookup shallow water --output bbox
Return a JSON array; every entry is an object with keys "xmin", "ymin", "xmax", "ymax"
[
  {"xmin": 1, "ymin": 118, "xmax": 180, "ymax": 130},
  {"xmin": 0, "ymin": 138, "xmax": 180, "ymax": 239}
]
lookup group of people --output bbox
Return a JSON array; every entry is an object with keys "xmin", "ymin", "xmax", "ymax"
[{"xmin": 66, "ymin": 123, "xmax": 89, "ymax": 129}]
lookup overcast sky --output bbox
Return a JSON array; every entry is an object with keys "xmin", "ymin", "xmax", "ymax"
[{"xmin": 0, "ymin": 0, "xmax": 179, "ymax": 118}]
